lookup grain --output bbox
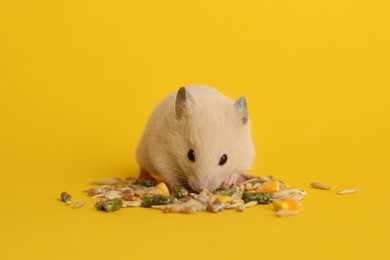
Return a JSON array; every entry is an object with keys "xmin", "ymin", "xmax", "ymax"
[
  {"xmin": 90, "ymin": 177, "xmax": 121, "ymax": 185},
  {"xmin": 237, "ymin": 204, "xmax": 246, "ymax": 212},
  {"xmin": 72, "ymin": 200, "xmax": 85, "ymax": 209},
  {"xmin": 104, "ymin": 190, "xmax": 123, "ymax": 200},
  {"xmin": 81, "ymin": 174, "xmax": 307, "ymax": 216},
  {"xmin": 276, "ymin": 209, "xmax": 299, "ymax": 217},
  {"xmin": 337, "ymin": 189, "xmax": 360, "ymax": 195},
  {"xmin": 245, "ymin": 183, "xmax": 253, "ymax": 191},
  {"xmin": 310, "ymin": 182, "xmax": 331, "ymax": 190},
  {"xmin": 244, "ymin": 201, "xmax": 258, "ymax": 208},
  {"xmin": 122, "ymin": 200, "xmax": 142, "ymax": 208}
]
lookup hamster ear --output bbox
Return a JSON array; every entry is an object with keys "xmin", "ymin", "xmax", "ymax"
[
  {"xmin": 175, "ymin": 87, "xmax": 193, "ymax": 119},
  {"xmin": 233, "ymin": 96, "xmax": 249, "ymax": 125}
]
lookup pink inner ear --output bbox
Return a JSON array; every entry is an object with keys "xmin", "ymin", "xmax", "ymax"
[{"xmin": 138, "ymin": 168, "xmax": 157, "ymax": 181}]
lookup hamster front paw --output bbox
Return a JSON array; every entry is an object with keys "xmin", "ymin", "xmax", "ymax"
[
  {"xmin": 138, "ymin": 169, "xmax": 156, "ymax": 181},
  {"xmin": 222, "ymin": 173, "xmax": 247, "ymax": 188}
]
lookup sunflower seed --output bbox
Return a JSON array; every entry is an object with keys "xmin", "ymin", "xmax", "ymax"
[
  {"xmin": 310, "ymin": 182, "xmax": 331, "ymax": 190},
  {"xmin": 244, "ymin": 201, "xmax": 258, "ymax": 208},
  {"xmin": 167, "ymin": 204, "xmax": 183, "ymax": 213},
  {"xmin": 104, "ymin": 190, "xmax": 123, "ymax": 199},
  {"xmin": 226, "ymin": 203, "xmax": 242, "ymax": 209},
  {"xmin": 245, "ymin": 183, "xmax": 253, "ymax": 190},
  {"xmin": 337, "ymin": 189, "xmax": 360, "ymax": 195},
  {"xmin": 122, "ymin": 200, "xmax": 142, "ymax": 207},
  {"xmin": 60, "ymin": 192, "xmax": 72, "ymax": 204},
  {"xmin": 237, "ymin": 204, "xmax": 246, "ymax": 212},
  {"xmin": 151, "ymin": 205, "xmax": 168, "ymax": 209},
  {"xmin": 252, "ymin": 183, "xmax": 261, "ymax": 189},
  {"xmin": 90, "ymin": 177, "xmax": 122, "ymax": 185},
  {"xmin": 232, "ymin": 198, "xmax": 245, "ymax": 204},
  {"xmin": 184, "ymin": 205, "xmax": 199, "ymax": 214},
  {"xmin": 72, "ymin": 200, "xmax": 85, "ymax": 209}
]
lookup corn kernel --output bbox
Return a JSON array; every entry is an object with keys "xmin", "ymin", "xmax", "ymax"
[
  {"xmin": 155, "ymin": 182, "xmax": 170, "ymax": 196},
  {"xmin": 258, "ymin": 180, "xmax": 280, "ymax": 192},
  {"xmin": 214, "ymin": 195, "xmax": 233, "ymax": 203},
  {"xmin": 273, "ymin": 198, "xmax": 299, "ymax": 211}
]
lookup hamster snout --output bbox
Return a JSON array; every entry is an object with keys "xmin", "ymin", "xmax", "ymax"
[{"xmin": 188, "ymin": 175, "xmax": 221, "ymax": 193}]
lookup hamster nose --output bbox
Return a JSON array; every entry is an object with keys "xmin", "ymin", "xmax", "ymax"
[{"xmin": 200, "ymin": 180, "xmax": 220, "ymax": 192}]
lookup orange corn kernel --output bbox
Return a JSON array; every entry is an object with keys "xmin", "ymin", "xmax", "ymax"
[
  {"xmin": 155, "ymin": 182, "xmax": 170, "ymax": 196},
  {"xmin": 258, "ymin": 180, "xmax": 280, "ymax": 192},
  {"xmin": 273, "ymin": 198, "xmax": 299, "ymax": 211}
]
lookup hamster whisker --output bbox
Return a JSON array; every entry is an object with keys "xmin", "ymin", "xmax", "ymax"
[{"xmin": 164, "ymin": 165, "xmax": 186, "ymax": 175}]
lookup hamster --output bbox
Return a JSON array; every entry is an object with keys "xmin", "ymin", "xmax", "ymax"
[{"xmin": 136, "ymin": 84, "xmax": 255, "ymax": 192}]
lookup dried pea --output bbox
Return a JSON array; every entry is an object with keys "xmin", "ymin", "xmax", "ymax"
[
  {"xmin": 172, "ymin": 184, "xmax": 189, "ymax": 198},
  {"xmin": 242, "ymin": 192, "xmax": 273, "ymax": 204},
  {"xmin": 141, "ymin": 195, "xmax": 175, "ymax": 207},
  {"xmin": 212, "ymin": 187, "xmax": 239, "ymax": 196},
  {"xmin": 95, "ymin": 198, "xmax": 123, "ymax": 212},
  {"xmin": 132, "ymin": 179, "xmax": 156, "ymax": 187}
]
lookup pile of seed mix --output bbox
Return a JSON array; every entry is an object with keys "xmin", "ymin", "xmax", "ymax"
[{"xmin": 60, "ymin": 175, "xmax": 309, "ymax": 216}]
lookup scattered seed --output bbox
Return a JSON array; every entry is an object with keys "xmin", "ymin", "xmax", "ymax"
[
  {"xmin": 244, "ymin": 201, "xmax": 258, "ymax": 208},
  {"xmin": 276, "ymin": 209, "xmax": 299, "ymax": 217},
  {"xmin": 122, "ymin": 200, "xmax": 142, "ymax": 208},
  {"xmin": 60, "ymin": 192, "xmax": 72, "ymax": 204},
  {"xmin": 245, "ymin": 183, "xmax": 253, "ymax": 190},
  {"xmin": 213, "ymin": 186, "xmax": 240, "ymax": 196},
  {"xmin": 237, "ymin": 204, "xmax": 245, "ymax": 212},
  {"xmin": 132, "ymin": 179, "xmax": 156, "ymax": 187},
  {"xmin": 73, "ymin": 200, "xmax": 85, "ymax": 209},
  {"xmin": 141, "ymin": 195, "xmax": 175, "ymax": 207},
  {"xmin": 252, "ymin": 183, "xmax": 261, "ymax": 189},
  {"xmin": 95, "ymin": 198, "xmax": 123, "ymax": 212},
  {"xmin": 104, "ymin": 190, "xmax": 123, "ymax": 200},
  {"xmin": 258, "ymin": 176, "xmax": 271, "ymax": 182},
  {"xmin": 90, "ymin": 177, "xmax": 122, "ymax": 185},
  {"xmin": 232, "ymin": 198, "xmax": 245, "ymax": 204},
  {"xmin": 242, "ymin": 192, "xmax": 273, "ymax": 204},
  {"xmin": 184, "ymin": 205, "xmax": 199, "ymax": 214},
  {"xmin": 337, "ymin": 189, "xmax": 360, "ymax": 195},
  {"xmin": 207, "ymin": 199, "xmax": 224, "ymax": 213},
  {"xmin": 168, "ymin": 204, "xmax": 183, "ymax": 213},
  {"xmin": 122, "ymin": 193, "xmax": 135, "ymax": 201},
  {"xmin": 310, "ymin": 182, "xmax": 331, "ymax": 190},
  {"xmin": 226, "ymin": 203, "xmax": 242, "ymax": 209},
  {"xmin": 214, "ymin": 195, "xmax": 233, "ymax": 203},
  {"xmin": 82, "ymin": 175, "xmax": 307, "ymax": 216},
  {"xmin": 172, "ymin": 184, "xmax": 189, "ymax": 198}
]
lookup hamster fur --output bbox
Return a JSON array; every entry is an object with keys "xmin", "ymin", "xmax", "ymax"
[{"xmin": 136, "ymin": 84, "xmax": 255, "ymax": 192}]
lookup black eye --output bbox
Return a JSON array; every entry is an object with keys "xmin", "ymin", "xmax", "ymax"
[
  {"xmin": 187, "ymin": 149, "xmax": 196, "ymax": 162},
  {"xmin": 219, "ymin": 154, "xmax": 228, "ymax": 166}
]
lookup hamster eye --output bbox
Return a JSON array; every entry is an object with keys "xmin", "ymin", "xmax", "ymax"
[
  {"xmin": 219, "ymin": 154, "xmax": 228, "ymax": 166},
  {"xmin": 187, "ymin": 149, "xmax": 196, "ymax": 162}
]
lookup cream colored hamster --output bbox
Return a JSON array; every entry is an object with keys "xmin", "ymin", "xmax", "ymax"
[{"xmin": 136, "ymin": 85, "xmax": 255, "ymax": 192}]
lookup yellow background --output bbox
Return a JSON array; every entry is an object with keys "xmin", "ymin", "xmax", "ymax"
[{"xmin": 1, "ymin": 0, "xmax": 389, "ymax": 259}]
